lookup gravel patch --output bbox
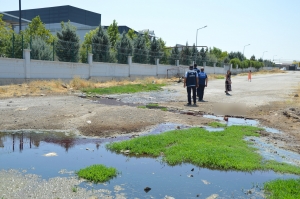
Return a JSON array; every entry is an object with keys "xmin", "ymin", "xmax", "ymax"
[
  {"xmin": 0, "ymin": 169, "xmax": 125, "ymax": 199},
  {"xmin": 107, "ymin": 85, "xmax": 183, "ymax": 104}
]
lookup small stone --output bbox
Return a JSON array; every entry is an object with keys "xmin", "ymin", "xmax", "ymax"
[
  {"xmin": 87, "ymin": 120, "xmax": 91, "ymax": 124},
  {"xmin": 61, "ymin": 83, "xmax": 68, "ymax": 88},
  {"xmin": 40, "ymin": 94, "xmax": 45, "ymax": 96},
  {"xmin": 294, "ymin": 94, "xmax": 299, "ymax": 97},
  {"xmin": 144, "ymin": 187, "xmax": 151, "ymax": 193},
  {"xmin": 177, "ymin": 126, "xmax": 181, "ymax": 129}
]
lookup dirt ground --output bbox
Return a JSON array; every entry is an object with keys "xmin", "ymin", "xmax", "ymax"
[{"xmin": 0, "ymin": 70, "xmax": 300, "ymax": 153}]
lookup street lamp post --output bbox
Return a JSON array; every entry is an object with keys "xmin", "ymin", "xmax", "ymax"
[
  {"xmin": 243, "ymin": 44, "xmax": 250, "ymax": 56},
  {"xmin": 196, "ymin": 25, "xmax": 207, "ymax": 47},
  {"xmin": 19, "ymin": 0, "xmax": 22, "ymax": 32},
  {"xmin": 262, "ymin": 51, "xmax": 268, "ymax": 60}
]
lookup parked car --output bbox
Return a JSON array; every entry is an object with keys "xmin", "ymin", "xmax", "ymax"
[{"xmin": 280, "ymin": 67, "xmax": 286, "ymax": 71}]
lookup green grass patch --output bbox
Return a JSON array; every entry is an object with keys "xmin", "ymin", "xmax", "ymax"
[
  {"xmin": 137, "ymin": 105, "xmax": 147, "ymax": 109},
  {"xmin": 107, "ymin": 126, "xmax": 300, "ymax": 174},
  {"xmin": 215, "ymin": 75, "xmax": 225, "ymax": 79},
  {"xmin": 138, "ymin": 103, "xmax": 168, "ymax": 111},
  {"xmin": 146, "ymin": 103, "xmax": 159, "ymax": 107},
  {"xmin": 208, "ymin": 121, "xmax": 227, "ymax": 128},
  {"xmin": 264, "ymin": 178, "xmax": 300, "ymax": 199},
  {"xmin": 82, "ymin": 83, "xmax": 165, "ymax": 95},
  {"xmin": 76, "ymin": 164, "xmax": 117, "ymax": 183}
]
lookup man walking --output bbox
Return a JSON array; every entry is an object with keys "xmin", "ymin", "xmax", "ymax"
[
  {"xmin": 184, "ymin": 65, "xmax": 198, "ymax": 106},
  {"xmin": 198, "ymin": 67, "xmax": 208, "ymax": 102}
]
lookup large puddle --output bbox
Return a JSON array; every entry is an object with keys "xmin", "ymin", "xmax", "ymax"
[{"xmin": 0, "ymin": 123, "xmax": 299, "ymax": 198}]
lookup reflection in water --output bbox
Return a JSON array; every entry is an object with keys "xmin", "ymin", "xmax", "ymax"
[{"xmin": 0, "ymin": 132, "xmax": 78, "ymax": 153}]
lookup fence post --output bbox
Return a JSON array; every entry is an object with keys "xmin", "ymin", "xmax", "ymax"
[
  {"xmin": 22, "ymin": 34, "xmax": 24, "ymax": 59},
  {"xmin": 128, "ymin": 56, "xmax": 132, "ymax": 77},
  {"xmin": 24, "ymin": 49, "xmax": 31, "ymax": 79},
  {"xmin": 175, "ymin": 60, "xmax": 179, "ymax": 66},
  {"xmin": 12, "ymin": 34, "xmax": 15, "ymax": 58},
  {"xmin": 213, "ymin": 62, "xmax": 216, "ymax": 74},
  {"xmin": 88, "ymin": 53, "xmax": 93, "ymax": 79},
  {"xmin": 156, "ymin": 58, "xmax": 159, "ymax": 76},
  {"xmin": 52, "ymin": 41, "xmax": 55, "ymax": 61}
]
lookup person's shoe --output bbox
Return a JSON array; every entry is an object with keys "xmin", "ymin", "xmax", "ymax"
[
  {"xmin": 193, "ymin": 103, "xmax": 197, "ymax": 106},
  {"xmin": 186, "ymin": 103, "xmax": 191, "ymax": 106},
  {"xmin": 200, "ymin": 100, "xmax": 205, "ymax": 102},
  {"xmin": 198, "ymin": 99, "xmax": 201, "ymax": 102}
]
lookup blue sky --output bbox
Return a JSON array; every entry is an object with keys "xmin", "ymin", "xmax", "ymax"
[{"xmin": 2, "ymin": 0, "xmax": 299, "ymax": 61}]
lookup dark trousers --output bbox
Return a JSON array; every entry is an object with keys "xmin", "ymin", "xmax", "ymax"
[
  {"xmin": 197, "ymin": 85, "xmax": 205, "ymax": 100},
  {"xmin": 187, "ymin": 86, "xmax": 196, "ymax": 104}
]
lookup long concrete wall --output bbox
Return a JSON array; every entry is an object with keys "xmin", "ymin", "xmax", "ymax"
[{"xmin": 0, "ymin": 51, "xmax": 276, "ymax": 85}]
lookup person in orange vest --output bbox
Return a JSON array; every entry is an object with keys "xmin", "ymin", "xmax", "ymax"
[{"xmin": 248, "ymin": 70, "xmax": 252, "ymax": 82}]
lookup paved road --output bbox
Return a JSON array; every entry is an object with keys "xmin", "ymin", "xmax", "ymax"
[{"xmin": 176, "ymin": 71, "xmax": 300, "ymax": 107}]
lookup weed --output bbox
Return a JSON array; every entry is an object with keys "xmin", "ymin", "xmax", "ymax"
[
  {"xmin": 161, "ymin": 107, "xmax": 168, "ymax": 111},
  {"xmin": 72, "ymin": 186, "xmax": 77, "ymax": 192},
  {"xmin": 70, "ymin": 76, "xmax": 94, "ymax": 90},
  {"xmin": 76, "ymin": 164, "xmax": 117, "ymax": 183},
  {"xmin": 208, "ymin": 121, "xmax": 227, "ymax": 128},
  {"xmin": 137, "ymin": 106, "xmax": 147, "ymax": 109},
  {"xmin": 107, "ymin": 125, "xmax": 300, "ymax": 174},
  {"xmin": 264, "ymin": 178, "xmax": 300, "ymax": 199},
  {"xmin": 83, "ymin": 83, "xmax": 165, "ymax": 95}
]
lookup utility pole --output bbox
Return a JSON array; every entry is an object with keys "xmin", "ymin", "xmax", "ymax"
[{"xmin": 19, "ymin": 0, "xmax": 22, "ymax": 32}]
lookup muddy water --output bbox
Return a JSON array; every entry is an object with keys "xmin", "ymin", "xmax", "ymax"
[{"xmin": 0, "ymin": 125, "xmax": 298, "ymax": 198}]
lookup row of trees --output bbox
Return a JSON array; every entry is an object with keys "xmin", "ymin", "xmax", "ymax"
[{"xmin": 0, "ymin": 14, "xmax": 275, "ymax": 69}]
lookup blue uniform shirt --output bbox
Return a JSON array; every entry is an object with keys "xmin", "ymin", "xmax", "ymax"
[
  {"xmin": 185, "ymin": 70, "xmax": 198, "ymax": 87},
  {"xmin": 198, "ymin": 71, "xmax": 207, "ymax": 85}
]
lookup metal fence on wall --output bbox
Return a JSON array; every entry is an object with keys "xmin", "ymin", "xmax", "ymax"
[{"xmin": 1, "ymin": 34, "xmax": 275, "ymax": 68}]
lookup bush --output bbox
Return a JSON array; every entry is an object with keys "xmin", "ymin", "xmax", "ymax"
[
  {"xmin": 31, "ymin": 36, "xmax": 53, "ymax": 60},
  {"xmin": 76, "ymin": 164, "xmax": 117, "ymax": 183}
]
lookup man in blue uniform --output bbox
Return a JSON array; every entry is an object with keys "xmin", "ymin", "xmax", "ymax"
[
  {"xmin": 184, "ymin": 65, "xmax": 198, "ymax": 106},
  {"xmin": 197, "ymin": 67, "xmax": 208, "ymax": 102}
]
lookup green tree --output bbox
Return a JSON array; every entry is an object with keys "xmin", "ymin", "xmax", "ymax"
[
  {"xmin": 132, "ymin": 34, "xmax": 149, "ymax": 64},
  {"xmin": 209, "ymin": 47, "xmax": 222, "ymax": 59},
  {"xmin": 206, "ymin": 53, "xmax": 217, "ymax": 63},
  {"xmin": 149, "ymin": 37, "xmax": 162, "ymax": 64},
  {"xmin": 199, "ymin": 47, "xmax": 207, "ymax": 60},
  {"xmin": 31, "ymin": 36, "xmax": 53, "ymax": 60},
  {"xmin": 24, "ymin": 16, "xmax": 54, "ymax": 43},
  {"xmin": 250, "ymin": 55, "xmax": 256, "ymax": 61},
  {"xmin": 170, "ymin": 45, "xmax": 180, "ymax": 65},
  {"xmin": 0, "ymin": 14, "xmax": 14, "ymax": 57},
  {"xmin": 223, "ymin": 57, "xmax": 230, "ymax": 64},
  {"xmin": 228, "ymin": 51, "xmax": 245, "ymax": 61},
  {"xmin": 158, "ymin": 38, "xmax": 170, "ymax": 65},
  {"xmin": 55, "ymin": 21, "xmax": 80, "ymax": 62},
  {"xmin": 92, "ymin": 26, "xmax": 115, "ymax": 62},
  {"xmin": 181, "ymin": 42, "xmax": 192, "ymax": 65},
  {"xmin": 80, "ymin": 27, "xmax": 98, "ymax": 63},
  {"xmin": 5, "ymin": 33, "xmax": 23, "ymax": 58},
  {"xmin": 116, "ymin": 32, "xmax": 134, "ymax": 64},
  {"xmin": 230, "ymin": 58, "xmax": 241, "ymax": 69},
  {"xmin": 143, "ymin": 31, "xmax": 151, "ymax": 48},
  {"xmin": 107, "ymin": 20, "xmax": 120, "ymax": 48},
  {"xmin": 126, "ymin": 29, "xmax": 137, "ymax": 40},
  {"xmin": 191, "ymin": 44, "xmax": 198, "ymax": 61}
]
